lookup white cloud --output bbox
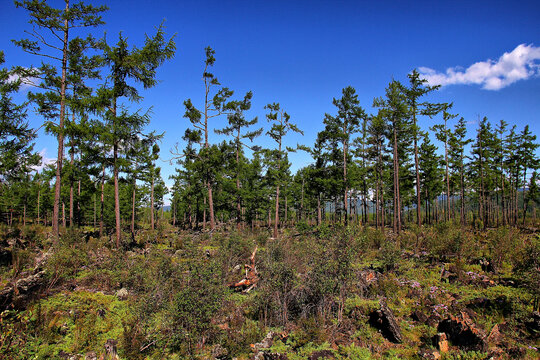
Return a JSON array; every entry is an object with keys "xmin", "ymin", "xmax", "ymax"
[
  {"xmin": 7, "ymin": 71, "xmax": 39, "ymax": 91},
  {"xmin": 34, "ymin": 148, "xmax": 56, "ymax": 172},
  {"xmin": 419, "ymin": 44, "xmax": 540, "ymax": 90}
]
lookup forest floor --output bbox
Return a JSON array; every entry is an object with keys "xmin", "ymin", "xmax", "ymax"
[{"xmin": 0, "ymin": 222, "xmax": 539, "ymax": 359}]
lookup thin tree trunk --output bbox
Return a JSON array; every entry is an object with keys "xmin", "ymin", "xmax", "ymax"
[
  {"xmin": 522, "ymin": 170, "xmax": 528, "ymax": 226},
  {"xmin": 284, "ymin": 195, "xmax": 288, "ymax": 228},
  {"xmin": 501, "ymin": 170, "xmax": 506, "ymax": 226},
  {"xmin": 479, "ymin": 141, "xmax": 485, "ymax": 229},
  {"xmin": 151, "ymin": 173, "xmax": 155, "ymax": 230},
  {"xmin": 460, "ymin": 165, "xmax": 465, "ymax": 226},
  {"xmin": 69, "ymin": 145, "xmax": 74, "ymax": 227},
  {"xmin": 274, "ymin": 137, "xmax": 282, "ymax": 239},
  {"xmin": 393, "ymin": 125, "xmax": 401, "ymax": 233},
  {"xmin": 203, "ymin": 195, "xmax": 206, "ymax": 229},
  {"xmin": 317, "ymin": 194, "xmax": 322, "ymax": 226},
  {"xmin": 93, "ymin": 193, "xmax": 96, "ymax": 229},
  {"xmin": 77, "ymin": 179, "xmax": 81, "ymax": 226},
  {"xmin": 207, "ymin": 183, "xmax": 215, "ymax": 230},
  {"xmin": 52, "ymin": 0, "xmax": 69, "ymax": 240},
  {"xmin": 203, "ymin": 67, "xmax": 215, "ymax": 231},
  {"xmin": 444, "ymin": 133, "xmax": 450, "ymax": 222},
  {"xmin": 375, "ymin": 180, "xmax": 379, "ymax": 229},
  {"xmin": 413, "ymin": 111, "xmax": 421, "ymax": 226},
  {"xmin": 131, "ymin": 177, "xmax": 136, "ymax": 234},
  {"xmin": 343, "ymin": 130, "xmax": 348, "ymax": 225},
  {"xmin": 381, "ymin": 184, "xmax": 385, "ymax": 230},
  {"xmin": 100, "ymin": 164, "xmax": 105, "ymax": 238},
  {"xmin": 113, "ymin": 100, "xmax": 121, "ymax": 247},
  {"xmin": 274, "ymin": 185, "xmax": 280, "ymax": 238},
  {"xmin": 37, "ymin": 189, "xmax": 40, "ymax": 226},
  {"xmin": 236, "ymin": 132, "xmax": 242, "ymax": 228},
  {"xmin": 300, "ymin": 176, "xmax": 305, "ymax": 222}
]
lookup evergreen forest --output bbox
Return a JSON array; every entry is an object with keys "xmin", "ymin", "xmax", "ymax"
[{"xmin": 1, "ymin": 1, "xmax": 539, "ymax": 359}]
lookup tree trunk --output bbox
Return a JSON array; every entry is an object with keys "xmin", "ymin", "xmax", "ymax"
[
  {"xmin": 113, "ymin": 114, "xmax": 121, "ymax": 246},
  {"xmin": 69, "ymin": 169, "xmax": 74, "ymax": 227},
  {"xmin": 208, "ymin": 184, "xmax": 216, "ymax": 230},
  {"xmin": 236, "ymin": 133, "xmax": 242, "ymax": 228},
  {"xmin": 343, "ymin": 132, "xmax": 348, "ymax": 225},
  {"xmin": 52, "ymin": 0, "xmax": 70, "ymax": 240},
  {"xmin": 501, "ymin": 170, "xmax": 506, "ymax": 226},
  {"xmin": 317, "ymin": 194, "xmax": 322, "ymax": 226},
  {"xmin": 479, "ymin": 141, "xmax": 485, "ymax": 229},
  {"xmin": 444, "ymin": 134, "xmax": 450, "ymax": 222},
  {"xmin": 274, "ymin": 185, "xmax": 280, "ymax": 238},
  {"xmin": 203, "ymin": 195, "xmax": 206, "ymax": 229},
  {"xmin": 93, "ymin": 193, "xmax": 96, "ymax": 229},
  {"xmin": 393, "ymin": 125, "xmax": 401, "ymax": 233},
  {"xmin": 460, "ymin": 164, "xmax": 466, "ymax": 226},
  {"xmin": 284, "ymin": 195, "xmax": 288, "ymax": 227},
  {"xmin": 131, "ymin": 177, "xmax": 136, "ymax": 234},
  {"xmin": 300, "ymin": 176, "xmax": 305, "ymax": 222},
  {"xmin": 77, "ymin": 179, "xmax": 81, "ymax": 226},
  {"xmin": 522, "ymin": 170, "xmax": 528, "ymax": 226},
  {"xmin": 375, "ymin": 180, "xmax": 380, "ymax": 229},
  {"xmin": 37, "ymin": 189, "xmax": 40, "ymax": 225},
  {"xmin": 413, "ymin": 112, "xmax": 422, "ymax": 226},
  {"xmin": 100, "ymin": 164, "xmax": 105, "ymax": 238},
  {"xmin": 150, "ymin": 173, "xmax": 155, "ymax": 230},
  {"xmin": 203, "ymin": 71, "xmax": 215, "ymax": 231}
]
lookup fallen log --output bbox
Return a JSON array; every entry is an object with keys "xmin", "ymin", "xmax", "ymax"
[{"xmin": 230, "ymin": 246, "xmax": 259, "ymax": 292}]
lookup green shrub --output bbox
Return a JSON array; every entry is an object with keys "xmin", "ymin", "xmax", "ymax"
[
  {"xmin": 167, "ymin": 258, "xmax": 225, "ymax": 355},
  {"xmin": 377, "ymin": 238, "xmax": 400, "ymax": 271},
  {"xmin": 29, "ymin": 291, "xmax": 130, "ymax": 358},
  {"xmin": 487, "ymin": 227, "xmax": 520, "ymax": 270},
  {"xmin": 514, "ymin": 235, "xmax": 540, "ymax": 310},
  {"xmin": 336, "ymin": 344, "xmax": 374, "ymax": 360}
]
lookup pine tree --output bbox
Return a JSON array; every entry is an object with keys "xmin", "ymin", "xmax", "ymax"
[
  {"xmin": 526, "ymin": 171, "xmax": 539, "ymax": 222},
  {"xmin": 504, "ymin": 125, "xmax": 520, "ymax": 225},
  {"xmin": 321, "ymin": 86, "xmax": 366, "ymax": 225},
  {"xmin": 183, "ymin": 47, "xmax": 234, "ymax": 230},
  {"xmin": 264, "ymin": 103, "xmax": 302, "ymax": 238},
  {"xmin": 215, "ymin": 91, "xmax": 262, "ymax": 227},
  {"xmin": 0, "ymin": 51, "xmax": 39, "ymax": 183},
  {"xmin": 431, "ymin": 104, "xmax": 457, "ymax": 222},
  {"xmin": 366, "ymin": 111, "xmax": 389, "ymax": 229},
  {"xmin": 373, "ymin": 80, "xmax": 410, "ymax": 233},
  {"xmin": 517, "ymin": 125, "xmax": 539, "ymax": 225},
  {"xmin": 470, "ymin": 117, "xmax": 497, "ymax": 228},
  {"xmin": 448, "ymin": 117, "xmax": 471, "ymax": 225},
  {"xmin": 419, "ymin": 132, "xmax": 444, "ymax": 224},
  {"xmin": 147, "ymin": 144, "xmax": 160, "ymax": 230},
  {"xmin": 96, "ymin": 25, "xmax": 175, "ymax": 246},
  {"xmin": 402, "ymin": 69, "xmax": 442, "ymax": 226},
  {"xmin": 495, "ymin": 120, "xmax": 508, "ymax": 226},
  {"xmin": 14, "ymin": 0, "xmax": 107, "ymax": 238}
]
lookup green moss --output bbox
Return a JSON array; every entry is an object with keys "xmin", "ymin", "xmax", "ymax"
[
  {"xmin": 29, "ymin": 290, "xmax": 131, "ymax": 357},
  {"xmin": 345, "ymin": 295, "xmax": 379, "ymax": 316},
  {"xmin": 336, "ymin": 344, "xmax": 375, "ymax": 360}
]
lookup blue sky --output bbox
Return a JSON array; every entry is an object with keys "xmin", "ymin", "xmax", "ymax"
[{"xmin": 2, "ymin": 0, "xmax": 540, "ymax": 203}]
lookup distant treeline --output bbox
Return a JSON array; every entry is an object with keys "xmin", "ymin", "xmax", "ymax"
[{"xmin": 1, "ymin": 1, "xmax": 538, "ymax": 242}]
